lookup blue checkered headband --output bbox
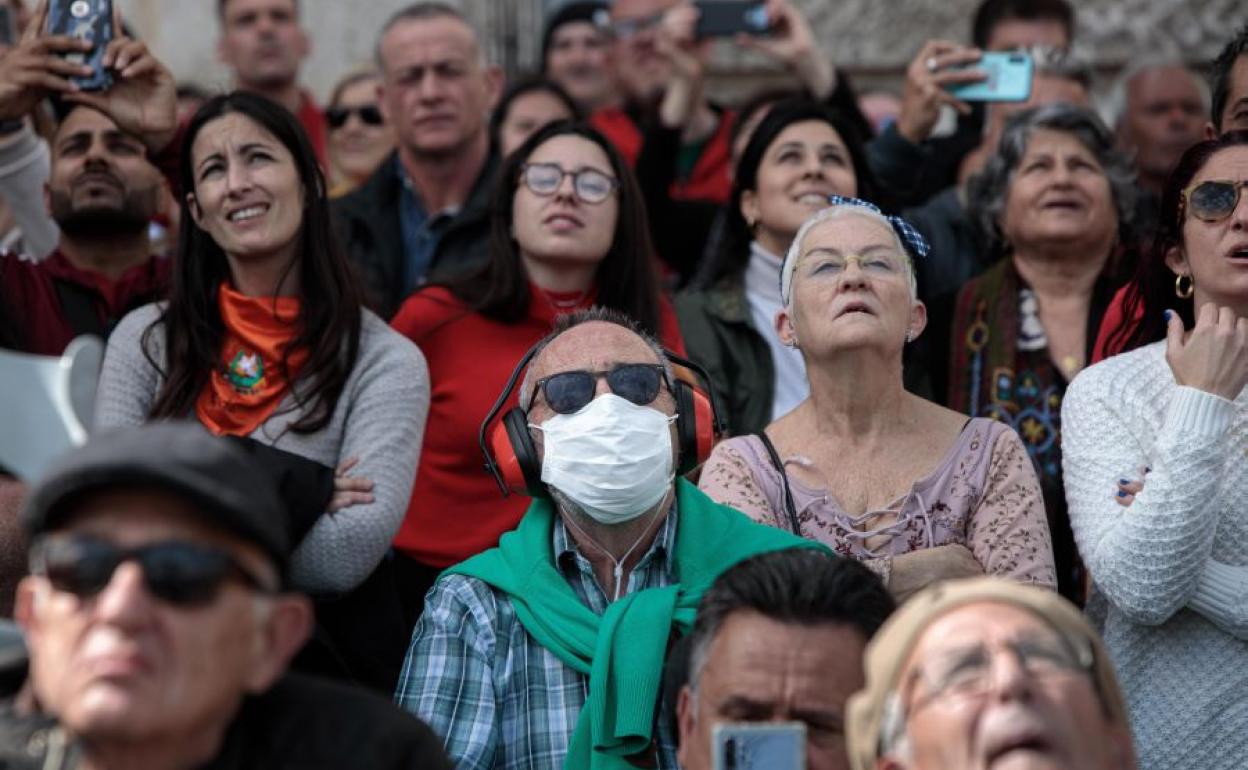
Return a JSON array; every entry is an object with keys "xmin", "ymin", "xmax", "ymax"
[{"xmin": 779, "ymin": 195, "xmax": 930, "ymax": 304}]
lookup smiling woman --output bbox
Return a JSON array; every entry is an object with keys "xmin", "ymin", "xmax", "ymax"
[{"xmin": 92, "ymin": 92, "xmax": 431, "ymax": 690}]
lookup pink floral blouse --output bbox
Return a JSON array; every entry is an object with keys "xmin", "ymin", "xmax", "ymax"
[{"xmin": 698, "ymin": 418, "xmax": 1056, "ymax": 588}]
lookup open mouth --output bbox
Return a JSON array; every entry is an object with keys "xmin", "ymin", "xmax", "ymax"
[
  {"xmin": 545, "ymin": 212, "xmax": 583, "ymax": 228},
  {"xmin": 988, "ymin": 735, "xmax": 1053, "ymax": 763},
  {"xmin": 794, "ymin": 192, "xmax": 830, "ymax": 206},
  {"xmin": 1040, "ymin": 198, "xmax": 1084, "ymax": 212},
  {"xmin": 1229, "ymin": 246, "xmax": 1248, "ymax": 261},
  {"xmin": 836, "ymin": 301, "xmax": 875, "ymax": 318},
  {"xmin": 227, "ymin": 204, "xmax": 268, "ymax": 223}
]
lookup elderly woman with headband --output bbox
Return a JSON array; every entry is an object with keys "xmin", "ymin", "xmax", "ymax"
[{"xmin": 699, "ymin": 197, "xmax": 1055, "ymax": 601}]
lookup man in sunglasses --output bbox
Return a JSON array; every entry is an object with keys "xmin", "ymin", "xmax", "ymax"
[
  {"xmin": 5, "ymin": 422, "xmax": 450, "ymax": 769},
  {"xmin": 846, "ymin": 578, "xmax": 1136, "ymax": 770},
  {"xmin": 397, "ymin": 307, "xmax": 822, "ymax": 769}
]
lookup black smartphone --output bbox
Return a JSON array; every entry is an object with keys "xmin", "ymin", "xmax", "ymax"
[
  {"xmin": 695, "ymin": 1, "xmax": 770, "ymax": 38},
  {"xmin": 45, "ymin": 0, "xmax": 113, "ymax": 91},
  {"xmin": 0, "ymin": 6, "xmax": 17, "ymax": 47}
]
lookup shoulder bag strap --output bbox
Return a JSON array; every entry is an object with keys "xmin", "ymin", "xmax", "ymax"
[{"xmin": 755, "ymin": 432, "xmax": 801, "ymax": 536}]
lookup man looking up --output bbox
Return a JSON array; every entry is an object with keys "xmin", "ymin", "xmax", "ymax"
[
  {"xmin": 397, "ymin": 308, "xmax": 822, "ymax": 769},
  {"xmin": 677, "ymin": 550, "xmax": 895, "ymax": 770},
  {"xmin": 0, "ymin": 4, "xmax": 175, "ymax": 355},
  {"xmin": 335, "ymin": 2, "xmax": 502, "ymax": 319},
  {"xmin": 5, "ymin": 422, "xmax": 452, "ymax": 768},
  {"xmin": 216, "ymin": 0, "xmax": 326, "ymax": 164}
]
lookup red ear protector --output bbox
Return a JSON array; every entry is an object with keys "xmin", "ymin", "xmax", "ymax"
[{"xmin": 479, "ymin": 345, "xmax": 726, "ymax": 499}]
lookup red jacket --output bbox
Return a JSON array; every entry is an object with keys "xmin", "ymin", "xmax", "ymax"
[
  {"xmin": 389, "ymin": 284, "xmax": 686, "ymax": 567},
  {"xmin": 296, "ymin": 90, "xmax": 328, "ymax": 169},
  {"xmin": 0, "ymin": 251, "xmax": 169, "ymax": 356},
  {"xmin": 591, "ymin": 106, "xmax": 734, "ymax": 204}
]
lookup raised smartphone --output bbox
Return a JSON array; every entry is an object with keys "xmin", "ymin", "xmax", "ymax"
[
  {"xmin": 45, "ymin": 0, "xmax": 113, "ymax": 91},
  {"xmin": 712, "ymin": 722, "xmax": 806, "ymax": 770},
  {"xmin": 945, "ymin": 51, "xmax": 1033, "ymax": 102},
  {"xmin": 695, "ymin": 1, "xmax": 770, "ymax": 38},
  {"xmin": 0, "ymin": 6, "xmax": 17, "ymax": 47}
]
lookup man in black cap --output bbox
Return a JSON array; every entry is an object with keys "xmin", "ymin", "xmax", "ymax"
[
  {"xmin": 541, "ymin": 1, "xmax": 618, "ymax": 114},
  {"xmin": 4, "ymin": 422, "xmax": 449, "ymax": 769}
]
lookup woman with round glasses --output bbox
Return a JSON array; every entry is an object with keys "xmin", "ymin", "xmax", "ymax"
[
  {"xmin": 1061, "ymin": 131, "xmax": 1248, "ymax": 770},
  {"xmin": 388, "ymin": 121, "xmax": 684, "ymax": 626},
  {"xmin": 698, "ymin": 198, "xmax": 1055, "ymax": 602},
  {"xmin": 677, "ymin": 99, "xmax": 877, "ymax": 437},
  {"xmin": 326, "ymin": 69, "xmax": 394, "ymax": 197}
]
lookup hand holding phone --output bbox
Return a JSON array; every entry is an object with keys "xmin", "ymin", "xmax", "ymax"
[
  {"xmin": 943, "ymin": 52, "xmax": 1033, "ymax": 102},
  {"xmin": 712, "ymin": 722, "xmax": 806, "ymax": 770},
  {"xmin": 694, "ymin": 1, "xmax": 770, "ymax": 39},
  {"xmin": 45, "ymin": 0, "xmax": 112, "ymax": 91}
]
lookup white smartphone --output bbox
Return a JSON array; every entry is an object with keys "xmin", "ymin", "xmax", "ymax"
[{"xmin": 712, "ymin": 722, "xmax": 806, "ymax": 770}]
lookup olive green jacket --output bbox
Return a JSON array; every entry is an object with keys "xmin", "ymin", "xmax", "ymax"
[{"xmin": 674, "ymin": 278, "xmax": 774, "ymax": 437}]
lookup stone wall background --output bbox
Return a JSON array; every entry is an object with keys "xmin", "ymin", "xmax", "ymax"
[{"xmin": 126, "ymin": 0, "xmax": 1238, "ymax": 104}]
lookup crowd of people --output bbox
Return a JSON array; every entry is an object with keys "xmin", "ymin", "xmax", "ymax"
[{"xmin": 0, "ymin": 0, "xmax": 1245, "ymax": 768}]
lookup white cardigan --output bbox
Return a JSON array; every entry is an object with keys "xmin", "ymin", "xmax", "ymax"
[{"xmin": 1062, "ymin": 340, "xmax": 1248, "ymax": 770}]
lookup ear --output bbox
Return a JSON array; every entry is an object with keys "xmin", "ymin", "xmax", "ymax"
[
  {"xmin": 484, "ymin": 65, "xmax": 505, "ymax": 112},
  {"xmin": 775, "ymin": 304, "xmax": 797, "ymax": 347},
  {"xmin": 675, "ymin": 684, "xmax": 697, "ymax": 770},
  {"xmin": 1204, "ymin": 121, "xmax": 1218, "ymax": 140},
  {"xmin": 1163, "ymin": 244, "xmax": 1188, "ymax": 276},
  {"xmin": 42, "ymin": 182, "xmax": 51, "ymax": 218},
  {"xmin": 740, "ymin": 189, "xmax": 760, "ymax": 230},
  {"xmin": 14, "ymin": 576, "xmax": 42, "ymax": 639},
  {"xmin": 186, "ymin": 192, "xmax": 204, "ymax": 229},
  {"xmin": 296, "ymin": 27, "xmax": 310, "ymax": 61},
  {"xmin": 907, "ymin": 299, "xmax": 928, "ymax": 342},
  {"xmin": 216, "ymin": 35, "xmax": 232, "ymax": 67},
  {"xmin": 878, "ymin": 757, "xmax": 908, "ymax": 770},
  {"xmin": 243, "ymin": 593, "xmax": 313, "ymax": 694}
]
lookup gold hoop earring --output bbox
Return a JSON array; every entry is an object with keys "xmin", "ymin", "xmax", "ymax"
[{"xmin": 1175, "ymin": 273, "xmax": 1194, "ymax": 299}]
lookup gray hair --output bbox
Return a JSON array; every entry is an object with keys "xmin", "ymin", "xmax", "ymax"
[
  {"xmin": 780, "ymin": 206, "xmax": 918, "ymax": 308},
  {"xmin": 1104, "ymin": 57, "xmax": 1210, "ymax": 129},
  {"xmin": 375, "ymin": 2, "xmax": 486, "ymax": 70},
  {"xmin": 968, "ymin": 103, "xmax": 1138, "ymax": 255},
  {"xmin": 518, "ymin": 307, "xmax": 672, "ymax": 411}
]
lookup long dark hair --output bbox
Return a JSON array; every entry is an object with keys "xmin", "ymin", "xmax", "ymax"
[
  {"xmin": 488, "ymin": 75, "xmax": 583, "ymax": 156},
  {"xmin": 146, "ymin": 91, "xmax": 363, "ymax": 433},
  {"xmin": 1105, "ymin": 131, "xmax": 1248, "ymax": 355},
  {"xmin": 440, "ymin": 120, "xmax": 663, "ymax": 334},
  {"xmin": 692, "ymin": 99, "xmax": 879, "ymax": 290}
]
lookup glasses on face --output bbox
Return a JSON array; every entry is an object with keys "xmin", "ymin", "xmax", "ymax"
[
  {"xmin": 1181, "ymin": 180, "xmax": 1248, "ymax": 223},
  {"xmin": 326, "ymin": 105, "xmax": 384, "ymax": 129},
  {"xmin": 519, "ymin": 162, "xmax": 619, "ymax": 205},
  {"xmin": 906, "ymin": 632, "xmax": 1094, "ymax": 715},
  {"xmin": 803, "ymin": 251, "xmax": 908, "ymax": 278},
  {"xmin": 600, "ymin": 10, "xmax": 662, "ymax": 39},
  {"xmin": 31, "ymin": 535, "xmax": 271, "ymax": 608},
  {"xmin": 530, "ymin": 363, "xmax": 670, "ymax": 414}
]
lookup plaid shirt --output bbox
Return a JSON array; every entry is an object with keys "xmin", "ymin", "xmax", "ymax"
[{"xmin": 395, "ymin": 508, "xmax": 682, "ymax": 770}]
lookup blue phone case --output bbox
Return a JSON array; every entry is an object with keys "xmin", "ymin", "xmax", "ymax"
[
  {"xmin": 46, "ymin": 0, "xmax": 113, "ymax": 91},
  {"xmin": 946, "ymin": 51, "xmax": 1033, "ymax": 102}
]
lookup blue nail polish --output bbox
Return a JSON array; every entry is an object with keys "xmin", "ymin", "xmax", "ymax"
[
  {"xmin": 1117, "ymin": 490, "xmax": 1128, "ymax": 498},
  {"xmin": 1119, "ymin": 478, "xmax": 1130, "ymax": 485},
  {"xmin": 1164, "ymin": 309, "xmax": 1173, "ymax": 321},
  {"xmin": 1145, "ymin": 467, "xmax": 1151, "ymax": 473}
]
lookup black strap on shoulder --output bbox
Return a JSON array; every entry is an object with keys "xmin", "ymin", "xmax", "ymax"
[
  {"xmin": 52, "ymin": 278, "xmax": 108, "ymax": 339},
  {"xmin": 755, "ymin": 432, "xmax": 801, "ymax": 536}
]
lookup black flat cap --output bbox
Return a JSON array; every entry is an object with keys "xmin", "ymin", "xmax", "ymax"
[
  {"xmin": 21, "ymin": 422, "xmax": 290, "ymax": 573},
  {"xmin": 541, "ymin": 1, "xmax": 610, "ymax": 66}
]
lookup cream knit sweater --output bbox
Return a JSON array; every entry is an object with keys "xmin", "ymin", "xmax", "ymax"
[{"xmin": 1062, "ymin": 341, "xmax": 1248, "ymax": 770}]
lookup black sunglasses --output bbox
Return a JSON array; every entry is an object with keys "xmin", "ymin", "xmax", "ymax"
[
  {"xmin": 529, "ymin": 363, "xmax": 670, "ymax": 414},
  {"xmin": 31, "ymin": 536, "xmax": 271, "ymax": 608},
  {"xmin": 1182, "ymin": 179, "xmax": 1248, "ymax": 223},
  {"xmin": 326, "ymin": 105, "xmax": 384, "ymax": 129}
]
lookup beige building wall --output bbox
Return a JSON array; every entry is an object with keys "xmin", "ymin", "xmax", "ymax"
[{"xmin": 126, "ymin": 0, "xmax": 1236, "ymax": 104}]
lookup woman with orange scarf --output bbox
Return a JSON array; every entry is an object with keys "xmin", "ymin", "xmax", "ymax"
[{"xmin": 94, "ymin": 93, "xmax": 430, "ymax": 687}]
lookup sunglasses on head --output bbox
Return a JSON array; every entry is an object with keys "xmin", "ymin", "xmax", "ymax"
[
  {"xmin": 1181, "ymin": 180, "xmax": 1248, "ymax": 223},
  {"xmin": 529, "ymin": 363, "xmax": 670, "ymax": 414},
  {"xmin": 31, "ymin": 535, "xmax": 271, "ymax": 608},
  {"xmin": 326, "ymin": 105, "xmax": 384, "ymax": 129}
]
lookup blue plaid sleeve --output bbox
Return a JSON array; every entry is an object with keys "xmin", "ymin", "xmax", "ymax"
[{"xmin": 395, "ymin": 575, "xmax": 501, "ymax": 770}]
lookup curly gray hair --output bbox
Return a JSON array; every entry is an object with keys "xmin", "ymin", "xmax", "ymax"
[{"xmin": 968, "ymin": 103, "xmax": 1137, "ymax": 256}]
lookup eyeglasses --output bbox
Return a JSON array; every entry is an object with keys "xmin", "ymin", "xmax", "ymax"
[
  {"xmin": 1181, "ymin": 179, "xmax": 1248, "ymax": 222},
  {"xmin": 519, "ymin": 162, "xmax": 619, "ymax": 205},
  {"xmin": 802, "ymin": 251, "xmax": 909, "ymax": 278},
  {"xmin": 31, "ymin": 535, "xmax": 272, "ymax": 608},
  {"xmin": 597, "ymin": 9, "xmax": 662, "ymax": 39},
  {"xmin": 326, "ymin": 105, "xmax": 384, "ymax": 129},
  {"xmin": 529, "ymin": 363, "xmax": 670, "ymax": 414},
  {"xmin": 905, "ymin": 633, "xmax": 1094, "ymax": 715}
]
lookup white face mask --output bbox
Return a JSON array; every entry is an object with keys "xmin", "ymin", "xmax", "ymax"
[{"xmin": 532, "ymin": 393, "xmax": 677, "ymax": 526}]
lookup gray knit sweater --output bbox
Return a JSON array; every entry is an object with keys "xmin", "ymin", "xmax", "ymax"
[
  {"xmin": 1062, "ymin": 341, "xmax": 1248, "ymax": 770},
  {"xmin": 95, "ymin": 303, "xmax": 430, "ymax": 596}
]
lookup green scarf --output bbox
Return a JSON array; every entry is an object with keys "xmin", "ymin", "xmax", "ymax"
[{"xmin": 448, "ymin": 478, "xmax": 826, "ymax": 769}]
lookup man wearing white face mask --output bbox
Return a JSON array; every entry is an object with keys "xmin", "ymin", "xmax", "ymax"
[{"xmin": 395, "ymin": 307, "xmax": 824, "ymax": 770}]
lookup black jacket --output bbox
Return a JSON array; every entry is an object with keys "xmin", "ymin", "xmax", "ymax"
[{"xmin": 332, "ymin": 150, "xmax": 499, "ymax": 320}]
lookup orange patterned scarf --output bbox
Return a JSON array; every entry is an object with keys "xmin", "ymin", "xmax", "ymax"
[{"xmin": 196, "ymin": 283, "xmax": 308, "ymax": 436}]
